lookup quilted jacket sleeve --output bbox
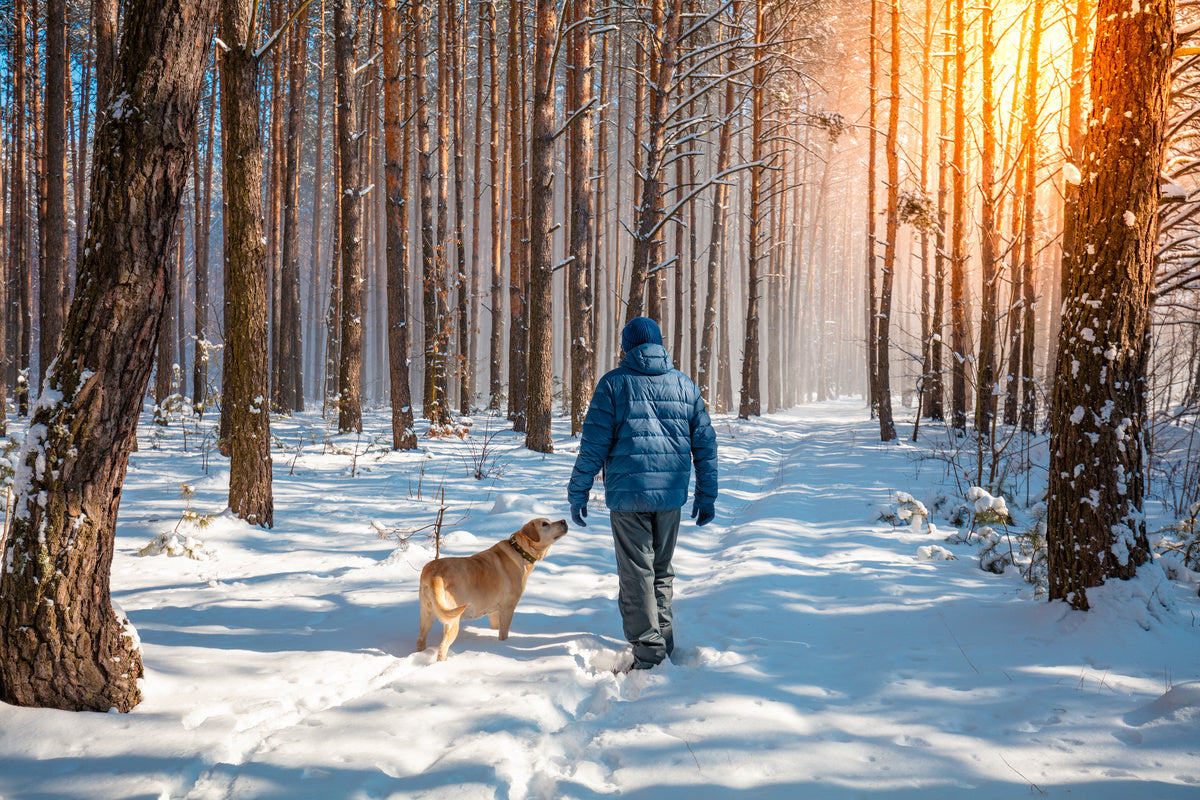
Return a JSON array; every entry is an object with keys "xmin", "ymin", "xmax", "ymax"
[
  {"xmin": 689, "ymin": 388, "xmax": 718, "ymax": 505},
  {"xmin": 567, "ymin": 375, "xmax": 617, "ymax": 508}
]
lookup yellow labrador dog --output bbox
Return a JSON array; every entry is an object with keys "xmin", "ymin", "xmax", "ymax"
[{"xmin": 417, "ymin": 518, "xmax": 568, "ymax": 661}]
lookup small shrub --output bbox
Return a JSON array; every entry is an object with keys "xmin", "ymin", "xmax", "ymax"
[{"xmin": 138, "ymin": 483, "xmax": 215, "ymax": 560}]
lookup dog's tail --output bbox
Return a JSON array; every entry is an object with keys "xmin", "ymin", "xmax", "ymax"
[{"xmin": 430, "ymin": 576, "xmax": 469, "ymax": 619}]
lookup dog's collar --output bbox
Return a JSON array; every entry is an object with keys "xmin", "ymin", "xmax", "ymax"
[{"xmin": 507, "ymin": 534, "xmax": 539, "ymax": 564}]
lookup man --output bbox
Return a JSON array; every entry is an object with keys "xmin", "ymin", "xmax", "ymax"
[{"xmin": 568, "ymin": 317, "xmax": 718, "ymax": 670}]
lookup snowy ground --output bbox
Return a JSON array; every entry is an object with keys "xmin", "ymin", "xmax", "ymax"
[{"xmin": 2, "ymin": 399, "xmax": 1199, "ymax": 799}]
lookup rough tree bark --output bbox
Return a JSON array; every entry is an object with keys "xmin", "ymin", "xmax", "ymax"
[
  {"xmin": 383, "ymin": 0, "xmax": 418, "ymax": 450},
  {"xmin": 525, "ymin": 0, "xmax": 557, "ymax": 453},
  {"xmin": 568, "ymin": 0, "xmax": 596, "ymax": 436},
  {"xmin": 277, "ymin": 1, "xmax": 311, "ymax": 414},
  {"xmin": 428, "ymin": 0, "xmax": 453, "ymax": 425},
  {"xmin": 334, "ymin": 0, "xmax": 364, "ymax": 433},
  {"xmin": 1046, "ymin": 0, "xmax": 1173, "ymax": 610},
  {"xmin": 41, "ymin": 0, "xmax": 69, "ymax": 390},
  {"xmin": 221, "ymin": 0, "xmax": 275, "ymax": 527},
  {"xmin": 0, "ymin": 0, "xmax": 219, "ymax": 712},
  {"xmin": 506, "ymin": 0, "xmax": 528, "ymax": 431}
]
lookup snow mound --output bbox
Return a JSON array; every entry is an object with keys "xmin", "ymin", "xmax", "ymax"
[
  {"xmin": 1124, "ymin": 681, "xmax": 1200, "ymax": 727},
  {"xmin": 1080, "ymin": 561, "xmax": 1177, "ymax": 630},
  {"xmin": 918, "ymin": 544, "xmax": 957, "ymax": 561},
  {"xmin": 489, "ymin": 492, "xmax": 564, "ymax": 518},
  {"xmin": 875, "ymin": 491, "xmax": 930, "ymax": 529}
]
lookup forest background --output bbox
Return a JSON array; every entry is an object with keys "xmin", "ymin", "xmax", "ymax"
[
  {"xmin": 0, "ymin": 0, "xmax": 1199, "ymax": 711},
  {"xmin": 0, "ymin": 0, "xmax": 1197, "ymax": 457}
]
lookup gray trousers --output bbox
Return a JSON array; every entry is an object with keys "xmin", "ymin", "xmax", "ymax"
[{"xmin": 610, "ymin": 508, "xmax": 681, "ymax": 667}]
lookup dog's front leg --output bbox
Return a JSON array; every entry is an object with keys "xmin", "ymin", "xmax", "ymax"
[
  {"xmin": 488, "ymin": 612, "xmax": 501, "ymax": 630},
  {"xmin": 495, "ymin": 607, "xmax": 515, "ymax": 640}
]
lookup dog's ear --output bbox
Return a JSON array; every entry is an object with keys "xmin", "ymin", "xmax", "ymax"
[{"xmin": 518, "ymin": 519, "xmax": 541, "ymax": 542}]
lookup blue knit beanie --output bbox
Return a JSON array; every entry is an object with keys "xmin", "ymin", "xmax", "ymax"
[{"xmin": 621, "ymin": 316, "xmax": 663, "ymax": 353}]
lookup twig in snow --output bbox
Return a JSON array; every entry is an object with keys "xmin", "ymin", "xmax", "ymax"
[
  {"xmin": 937, "ymin": 612, "xmax": 979, "ymax": 674},
  {"xmin": 999, "ymin": 754, "xmax": 1046, "ymax": 795},
  {"xmin": 684, "ymin": 739, "xmax": 702, "ymax": 773}
]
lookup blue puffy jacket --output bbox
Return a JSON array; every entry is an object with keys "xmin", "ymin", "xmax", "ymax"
[{"xmin": 568, "ymin": 343, "xmax": 718, "ymax": 513}]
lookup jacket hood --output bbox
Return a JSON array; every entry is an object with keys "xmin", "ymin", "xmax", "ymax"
[{"xmin": 622, "ymin": 343, "xmax": 673, "ymax": 376}]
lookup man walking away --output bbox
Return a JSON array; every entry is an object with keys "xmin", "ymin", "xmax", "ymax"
[{"xmin": 568, "ymin": 317, "xmax": 718, "ymax": 670}]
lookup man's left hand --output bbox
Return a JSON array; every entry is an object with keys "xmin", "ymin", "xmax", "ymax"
[{"xmin": 691, "ymin": 499, "xmax": 715, "ymax": 527}]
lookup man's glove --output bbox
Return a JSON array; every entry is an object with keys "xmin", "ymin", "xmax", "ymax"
[
  {"xmin": 571, "ymin": 504, "xmax": 588, "ymax": 528},
  {"xmin": 691, "ymin": 498, "xmax": 715, "ymax": 527}
]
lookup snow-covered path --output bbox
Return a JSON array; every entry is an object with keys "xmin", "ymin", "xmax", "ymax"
[{"xmin": 2, "ymin": 401, "xmax": 1199, "ymax": 799}]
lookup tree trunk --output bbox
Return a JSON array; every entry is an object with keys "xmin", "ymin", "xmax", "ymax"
[
  {"xmin": 468, "ymin": 1, "xmax": 486, "ymax": 415},
  {"xmin": 525, "ymin": 0, "xmax": 557, "ymax": 453},
  {"xmin": 91, "ymin": 0, "xmax": 118, "ymax": 115},
  {"xmin": 308, "ymin": 3, "xmax": 328, "ymax": 403},
  {"xmin": 767, "ymin": 148, "xmax": 785, "ymax": 413},
  {"xmin": 696, "ymin": 1, "xmax": 739, "ymax": 404},
  {"xmin": 0, "ymin": 0, "xmax": 219, "ymax": 712},
  {"xmin": 1002, "ymin": 14, "xmax": 1027, "ymax": 429},
  {"xmin": 865, "ymin": 0, "xmax": 879, "ymax": 418},
  {"xmin": 915, "ymin": 0, "xmax": 932, "ymax": 430},
  {"xmin": 975, "ymin": 0, "xmax": 998, "ymax": 436},
  {"xmin": 154, "ymin": 228, "xmax": 177, "ymax": 423},
  {"xmin": 278, "ymin": 2, "xmax": 311, "ymax": 414},
  {"xmin": 451, "ymin": 0, "xmax": 471, "ymax": 416},
  {"xmin": 487, "ymin": 0, "xmax": 504, "ymax": 411},
  {"xmin": 568, "ymin": 0, "xmax": 595, "ymax": 436},
  {"xmin": 15, "ymin": 0, "xmax": 33, "ymax": 417},
  {"xmin": 739, "ymin": 0, "xmax": 766, "ymax": 420},
  {"xmin": 1018, "ymin": 0, "xmax": 1044, "ymax": 434},
  {"xmin": 1053, "ymin": 0, "xmax": 1091, "ymax": 382},
  {"xmin": 413, "ymin": 0, "xmax": 446, "ymax": 426},
  {"xmin": 193, "ymin": 71, "xmax": 216, "ymax": 412},
  {"xmin": 427, "ymin": 0, "xmax": 453, "ymax": 424},
  {"xmin": 626, "ymin": 0, "xmax": 681, "ymax": 326},
  {"xmin": 506, "ymin": 0, "xmax": 528, "ymax": 431},
  {"xmin": 948, "ymin": 0, "xmax": 968, "ymax": 433},
  {"xmin": 383, "ymin": 0, "xmax": 418, "ymax": 450},
  {"xmin": 9, "ymin": 0, "xmax": 28, "ymax": 424},
  {"xmin": 221, "ymin": 0, "xmax": 274, "ymax": 527},
  {"xmin": 266, "ymin": 0, "xmax": 284, "ymax": 415},
  {"xmin": 41, "ymin": 0, "xmax": 69, "ymax": 391},
  {"xmin": 593, "ymin": 31, "xmax": 610, "ymax": 377},
  {"xmin": 926, "ymin": 0, "xmax": 950, "ymax": 422},
  {"xmin": 334, "ymin": 0, "xmax": 364, "ymax": 433},
  {"xmin": 1046, "ymin": 0, "xmax": 1172, "ymax": 609},
  {"xmin": 875, "ymin": 0, "xmax": 899, "ymax": 441}
]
